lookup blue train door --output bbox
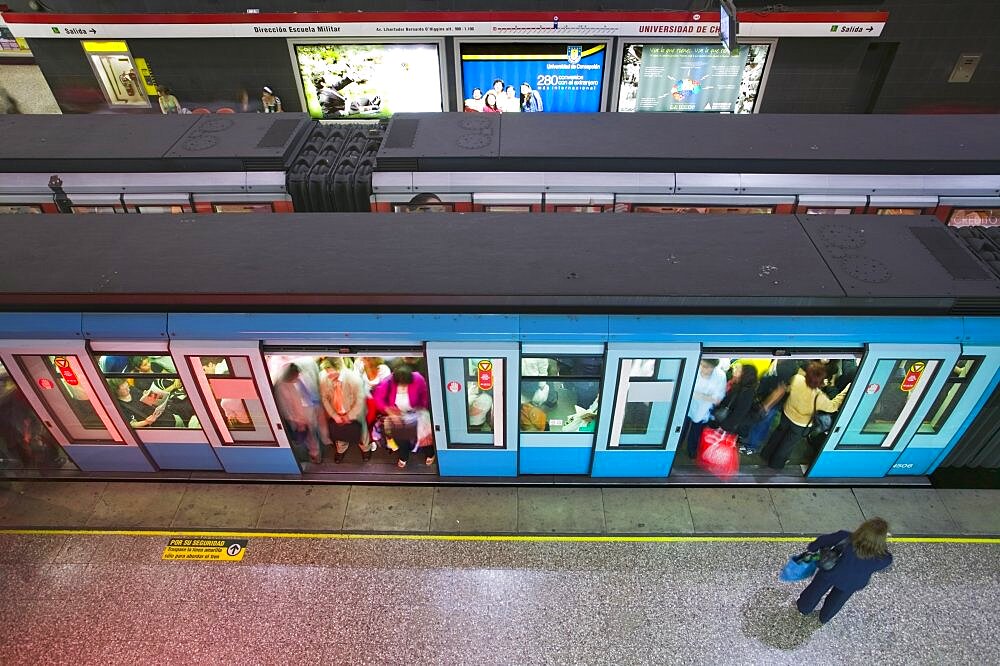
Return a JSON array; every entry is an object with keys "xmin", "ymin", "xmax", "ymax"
[
  {"xmin": 172, "ymin": 341, "xmax": 300, "ymax": 475},
  {"xmin": 0, "ymin": 340, "xmax": 155, "ymax": 472},
  {"xmin": 517, "ymin": 345, "xmax": 606, "ymax": 474},
  {"xmin": 426, "ymin": 342, "xmax": 519, "ymax": 477},
  {"xmin": 809, "ymin": 344, "xmax": 960, "ymax": 478},
  {"xmin": 889, "ymin": 346, "xmax": 1000, "ymax": 475},
  {"xmin": 591, "ymin": 343, "xmax": 700, "ymax": 477}
]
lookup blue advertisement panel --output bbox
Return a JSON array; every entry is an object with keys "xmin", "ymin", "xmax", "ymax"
[
  {"xmin": 618, "ymin": 43, "xmax": 771, "ymax": 114},
  {"xmin": 460, "ymin": 42, "xmax": 606, "ymax": 113}
]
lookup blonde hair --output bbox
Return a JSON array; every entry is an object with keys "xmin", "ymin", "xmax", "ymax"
[{"xmin": 851, "ymin": 517, "xmax": 889, "ymax": 559}]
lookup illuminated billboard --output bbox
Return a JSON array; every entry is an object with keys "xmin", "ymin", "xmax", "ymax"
[
  {"xmin": 618, "ymin": 43, "xmax": 770, "ymax": 113},
  {"xmin": 294, "ymin": 42, "xmax": 443, "ymax": 119},
  {"xmin": 460, "ymin": 42, "xmax": 607, "ymax": 113}
]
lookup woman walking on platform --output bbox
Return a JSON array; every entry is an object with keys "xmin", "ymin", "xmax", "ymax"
[{"xmin": 797, "ymin": 517, "xmax": 893, "ymax": 623}]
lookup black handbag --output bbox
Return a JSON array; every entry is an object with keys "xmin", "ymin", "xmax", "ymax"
[{"xmin": 817, "ymin": 536, "xmax": 850, "ymax": 571}]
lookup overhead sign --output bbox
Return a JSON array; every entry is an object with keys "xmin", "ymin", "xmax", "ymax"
[
  {"xmin": 162, "ymin": 537, "xmax": 248, "ymax": 561},
  {"xmin": 0, "ymin": 11, "xmax": 888, "ymax": 40}
]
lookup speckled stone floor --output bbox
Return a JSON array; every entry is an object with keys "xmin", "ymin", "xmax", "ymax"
[
  {"xmin": 0, "ymin": 63, "xmax": 61, "ymax": 114},
  {"xmin": 0, "ymin": 534, "xmax": 996, "ymax": 664}
]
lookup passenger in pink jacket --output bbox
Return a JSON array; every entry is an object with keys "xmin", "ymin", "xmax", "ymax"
[{"xmin": 373, "ymin": 366, "xmax": 432, "ymax": 468}]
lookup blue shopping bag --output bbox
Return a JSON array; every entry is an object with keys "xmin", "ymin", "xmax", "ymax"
[{"xmin": 779, "ymin": 553, "xmax": 817, "ymax": 582}]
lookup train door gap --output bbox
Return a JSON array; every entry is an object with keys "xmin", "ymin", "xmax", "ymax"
[
  {"xmin": 262, "ymin": 347, "xmax": 434, "ymax": 476},
  {"xmin": 672, "ymin": 351, "xmax": 862, "ymax": 483}
]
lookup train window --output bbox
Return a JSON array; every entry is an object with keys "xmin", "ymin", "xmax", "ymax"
[
  {"xmin": 805, "ymin": 208, "xmax": 853, "ymax": 215},
  {"xmin": 859, "ymin": 359, "xmax": 934, "ymax": 438},
  {"xmin": 484, "ymin": 205, "xmax": 531, "ymax": 213},
  {"xmin": 948, "ymin": 208, "xmax": 1000, "ymax": 227},
  {"xmin": 96, "ymin": 354, "xmax": 199, "ymax": 430},
  {"xmin": 0, "ymin": 359, "xmax": 75, "ymax": 470},
  {"xmin": 14, "ymin": 355, "xmax": 109, "ymax": 440},
  {"xmin": 520, "ymin": 356, "xmax": 602, "ymax": 433},
  {"xmin": 876, "ymin": 208, "xmax": 923, "ymax": 216},
  {"xmin": 633, "ymin": 206, "xmax": 772, "ymax": 214},
  {"xmin": 393, "ymin": 203, "xmax": 454, "ymax": 213},
  {"xmin": 555, "ymin": 205, "xmax": 610, "ymax": 213},
  {"xmin": 618, "ymin": 358, "xmax": 673, "ymax": 438},
  {"xmin": 213, "ymin": 204, "xmax": 274, "ymax": 213},
  {"xmin": 72, "ymin": 206, "xmax": 123, "ymax": 214},
  {"xmin": 264, "ymin": 353, "xmax": 430, "ymax": 458},
  {"xmin": 190, "ymin": 356, "xmax": 272, "ymax": 440},
  {"xmin": 137, "ymin": 205, "xmax": 193, "ymax": 214},
  {"xmin": 919, "ymin": 357, "xmax": 981, "ymax": 434},
  {"xmin": 0, "ymin": 205, "xmax": 42, "ymax": 214}
]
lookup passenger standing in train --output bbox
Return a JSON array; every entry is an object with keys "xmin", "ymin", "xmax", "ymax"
[
  {"xmin": 374, "ymin": 366, "xmax": 432, "ymax": 468},
  {"xmin": 685, "ymin": 359, "xmax": 727, "ymax": 458},
  {"xmin": 357, "ymin": 357, "xmax": 391, "ymax": 451},
  {"xmin": 712, "ymin": 365, "xmax": 759, "ymax": 440},
  {"xmin": 319, "ymin": 358, "xmax": 369, "ymax": 463},
  {"xmin": 797, "ymin": 517, "xmax": 893, "ymax": 623},
  {"xmin": 156, "ymin": 86, "xmax": 180, "ymax": 114},
  {"xmin": 261, "ymin": 86, "xmax": 282, "ymax": 113},
  {"xmin": 743, "ymin": 361, "xmax": 799, "ymax": 454},
  {"xmin": 273, "ymin": 363, "xmax": 324, "ymax": 464},
  {"xmin": 760, "ymin": 362, "xmax": 850, "ymax": 470}
]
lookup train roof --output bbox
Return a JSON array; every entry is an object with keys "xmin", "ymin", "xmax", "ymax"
[
  {"xmin": 0, "ymin": 113, "xmax": 314, "ymax": 172},
  {"xmin": 376, "ymin": 113, "xmax": 1000, "ymax": 175},
  {"xmin": 0, "ymin": 213, "xmax": 997, "ymax": 315}
]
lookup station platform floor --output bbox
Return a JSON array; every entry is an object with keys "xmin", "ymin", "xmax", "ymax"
[
  {"xmin": 1, "ymin": 481, "xmax": 998, "ymax": 536},
  {"xmin": 1, "ymin": 481, "xmax": 998, "ymax": 664}
]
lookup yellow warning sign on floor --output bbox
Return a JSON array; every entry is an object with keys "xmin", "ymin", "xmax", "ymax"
[{"xmin": 162, "ymin": 537, "xmax": 247, "ymax": 562}]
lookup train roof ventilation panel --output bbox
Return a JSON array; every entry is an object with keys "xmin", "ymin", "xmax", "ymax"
[
  {"xmin": 910, "ymin": 226, "xmax": 993, "ymax": 280},
  {"xmin": 383, "ymin": 118, "xmax": 420, "ymax": 149},
  {"xmin": 256, "ymin": 118, "xmax": 304, "ymax": 148},
  {"xmin": 375, "ymin": 112, "xmax": 500, "ymax": 172}
]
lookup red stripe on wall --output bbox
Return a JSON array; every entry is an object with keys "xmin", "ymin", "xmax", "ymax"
[{"xmin": 0, "ymin": 11, "xmax": 889, "ymax": 25}]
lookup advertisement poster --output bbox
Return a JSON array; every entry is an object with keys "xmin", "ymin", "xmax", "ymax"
[
  {"xmin": 460, "ymin": 42, "xmax": 606, "ymax": 113},
  {"xmin": 618, "ymin": 43, "xmax": 770, "ymax": 114},
  {"xmin": 294, "ymin": 43, "xmax": 443, "ymax": 119}
]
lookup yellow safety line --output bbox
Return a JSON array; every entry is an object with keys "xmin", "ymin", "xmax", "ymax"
[{"xmin": 0, "ymin": 529, "xmax": 996, "ymax": 544}]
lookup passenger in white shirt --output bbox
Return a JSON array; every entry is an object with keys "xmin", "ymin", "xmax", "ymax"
[{"xmin": 684, "ymin": 358, "xmax": 727, "ymax": 457}]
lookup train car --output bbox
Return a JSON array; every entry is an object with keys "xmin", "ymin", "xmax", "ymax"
[
  {"xmin": 2, "ymin": 113, "xmax": 1000, "ymax": 224},
  {"xmin": 372, "ymin": 113, "xmax": 1000, "ymax": 223},
  {"xmin": 0, "ymin": 113, "xmax": 315, "ymax": 214},
  {"xmin": 1, "ymin": 212, "xmax": 999, "ymax": 484}
]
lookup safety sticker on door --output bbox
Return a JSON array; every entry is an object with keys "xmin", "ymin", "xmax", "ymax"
[
  {"xmin": 162, "ymin": 537, "xmax": 247, "ymax": 562},
  {"xmin": 900, "ymin": 362, "xmax": 926, "ymax": 392},
  {"xmin": 477, "ymin": 360, "xmax": 493, "ymax": 390}
]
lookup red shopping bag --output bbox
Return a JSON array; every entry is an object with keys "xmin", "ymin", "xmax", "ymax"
[{"xmin": 697, "ymin": 427, "xmax": 740, "ymax": 480}]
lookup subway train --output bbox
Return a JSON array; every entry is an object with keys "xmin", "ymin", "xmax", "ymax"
[
  {"xmin": 0, "ymin": 211, "xmax": 998, "ymax": 483},
  {"xmin": 1, "ymin": 113, "xmax": 999, "ymax": 224}
]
